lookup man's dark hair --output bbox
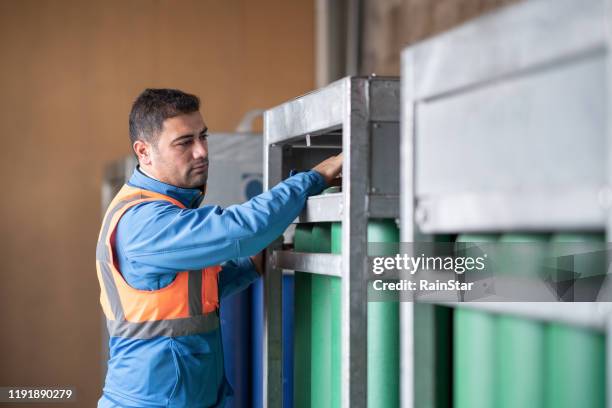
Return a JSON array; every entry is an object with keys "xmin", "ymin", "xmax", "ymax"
[{"xmin": 129, "ymin": 88, "xmax": 200, "ymax": 146}]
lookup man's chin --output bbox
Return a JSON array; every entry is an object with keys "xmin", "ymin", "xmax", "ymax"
[{"xmin": 189, "ymin": 178, "xmax": 207, "ymax": 192}]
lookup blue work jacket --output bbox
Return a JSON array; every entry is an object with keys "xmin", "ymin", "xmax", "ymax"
[{"xmin": 98, "ymin": 166, "xmax": 326, "ymax": 407}]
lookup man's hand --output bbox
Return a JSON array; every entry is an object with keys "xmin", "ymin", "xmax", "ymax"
[
  {"xmin": 312, "ymin": 153, "xmax": 343, "ymax": 186},
  {"xmin": 250, "ymin": 252, "xmax": 264, "ymax": 277}
]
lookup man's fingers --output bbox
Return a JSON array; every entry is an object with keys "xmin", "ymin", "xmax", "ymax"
[{"xmin": 311, "ymin": 153, "xmax": 344, "ymax": 185}]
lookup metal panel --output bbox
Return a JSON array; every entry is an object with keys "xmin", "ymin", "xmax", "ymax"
[
  {"xmin": 415, "ymin": 54, "xmax": 606, "ymax": 231},
  {"xmin": 264, "ymin": 78, "xmax": 347, "ymax": 145},
  {"xmin": 408, "ymin": 0, "xmax": 605, "ymax": 100},
  {"xmin": 368, "ymin": 195, "xmax": 400, "ymax": 219},
  {"xmin": 371, "ymin": 121, "xmax": 400, "ymax": 196},
  {"xmin": 416, "ymin": 53, "xmax": 605, "ymax": 196},
  {"xmin": 416, "ymin": 54, "xmax": 605, "ymax": 195},
  {"xmin": 370, "ymin": 78, "xmax": 401, "ymax": 122},
  {"xmin": 416, "ymin": 189, "xmax": 606, "ymax": 233}
]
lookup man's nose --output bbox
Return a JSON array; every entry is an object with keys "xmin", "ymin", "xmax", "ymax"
[{"xmin": 193, "ymin": 139, "xmax": 208, "ymax": 159}]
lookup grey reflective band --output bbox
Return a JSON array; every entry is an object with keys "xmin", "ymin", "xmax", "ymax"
[
  {"xmin": 96, "ymin": 195, "xmax": 145, "ymax": 262},
  {"xmin": 98, "ymin": 261, "xmax": 125, "ymax": 321},
  {"xmin": 188, "ymin": 270, "xmax": 203, "ymax": 316},
  {"xmin": 107, "ymin": 312, "xmax": 219, "ymax": 339},
  {"xmin": 96, "ymin": 192, "xmax": 147, "ymax": 321}
]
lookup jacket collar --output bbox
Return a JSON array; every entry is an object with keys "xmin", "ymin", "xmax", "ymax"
[{"xmin": 127, "ymin": 166, "xmax": 204, "ymax": 208}]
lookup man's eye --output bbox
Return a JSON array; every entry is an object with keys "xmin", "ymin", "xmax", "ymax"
[
  {"xmin": 200, "ymin": 134, "xmax": 208, "ymax": 140},
  {"xmin": 180, "ymin": 140, "xmax": 192, "ymax": 146}
]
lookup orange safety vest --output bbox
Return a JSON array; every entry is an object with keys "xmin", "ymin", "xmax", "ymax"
[{"xmin": 95, "ymin": 184, "xmax": 222, "ymax": 339}]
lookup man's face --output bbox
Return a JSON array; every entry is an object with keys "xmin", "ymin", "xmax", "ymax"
[{"xmin": 145, "ymin": 111, "xmax": 209, "ymax": 190}]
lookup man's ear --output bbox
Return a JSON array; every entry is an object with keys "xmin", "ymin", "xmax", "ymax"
[{"xmin": 133, "ymin": 140, "xmax": 152, "ymax": 165}]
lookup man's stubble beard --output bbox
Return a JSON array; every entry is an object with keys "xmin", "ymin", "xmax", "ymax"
[{"xmin": 187, "ymin": 170, "xmax": 208, "ymax": 192}]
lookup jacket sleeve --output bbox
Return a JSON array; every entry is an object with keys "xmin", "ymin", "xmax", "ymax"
[
  {"xmin": 219, "ymin": 257, "xmax": 260, "ymax": 299},
  {"xmin": 117, "ymin": 170, "xmax": 326, "ymax": 271}
]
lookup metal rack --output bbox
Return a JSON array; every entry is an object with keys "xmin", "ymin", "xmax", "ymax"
[
  {"xmin": 400, "ymin": 0, "xmax": 612, "ymax": 407},
  {"xmin": 263, "ymin": 76, "xmax": 400, "ymax": 408}
]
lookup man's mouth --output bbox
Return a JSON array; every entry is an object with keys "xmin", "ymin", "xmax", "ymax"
[{"xmin": 192, "ymin": 161, "xmax": 209, "ymax": 171}]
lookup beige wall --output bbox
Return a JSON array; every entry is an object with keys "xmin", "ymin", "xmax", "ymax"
[
  {"xmin": 0, "ymin": 1, "xmax": 313, "ymax": 405},
  {"xmin": 362, "ymin": 0, "xmax": 522, "ymax": 75}
]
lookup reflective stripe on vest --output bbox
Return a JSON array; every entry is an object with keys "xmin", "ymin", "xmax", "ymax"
[{"xmin": 95, "ymin": 184, "xmax": 222, "ymax": 339}]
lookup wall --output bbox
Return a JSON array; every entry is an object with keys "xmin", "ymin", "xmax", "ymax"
[{"xmin": 0, "ymin": 1, "xmax": 313, "ymax": 406}]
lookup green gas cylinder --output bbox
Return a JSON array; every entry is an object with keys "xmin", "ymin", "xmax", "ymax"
[
  {"xmin": 329, "ymin": 219, "xmax": 400, "ymax": 408},
  {"xmin": 330, "ymin": 222, "xmax": 342, "ymax": 408},
  {"xmin": 545, "ymin": 323, "xmax": 605, "ymax": 408},
  {"xmin": 294, "ymin": 224, "xmax": 313, "ymax": 408},
  {"xmin": 454, "ymin": 234, "xmax": 498, "ymax": 408},
  {"xmin": 366, "ymin": 219, "xmax": 400, "ymax": 408},
  {"xmin": 306, "ymin": 186, "xmax": 342, "ymax": 408},
  {"xmin": 310, "ymin": 223, "xmax": 334, "ymax": 408},
  {"xmin": 498, "ymin": 233, "xmax": 549, "ymax": 278},
  {"xmin": 495, "ymin": 234, "xmax": 548, "ymax": 408},
  {"xmin": 547, "ymin": 232, "xmax": 605, "ymax": 408},
  {"xmin": 495, "ymin": 315, "xmax": 545, "ymax": 408}
]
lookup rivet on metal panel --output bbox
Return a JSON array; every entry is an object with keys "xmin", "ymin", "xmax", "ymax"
[
  {"xmin": 598, "ymin": 186, "xmax": 612, "ymax": 209},
  {"xmin": 373, "ymin": 123, "xmax": 380, "ymax": 129}
]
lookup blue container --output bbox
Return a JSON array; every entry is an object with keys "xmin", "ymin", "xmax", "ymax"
[
  {"xmin": 250, "ymin": 271, "xmax": 294, "ymax": 408},
  {"xmin": 221, "ymin": 287, "xmax": 252, "ymax": 407},
  {"xmin": 252, "ymin": 278, "xmax": 264, "ymax": 408},
  {"xmin": 282, "ymin": 273, "xmax": 295, "ymax": 408}
]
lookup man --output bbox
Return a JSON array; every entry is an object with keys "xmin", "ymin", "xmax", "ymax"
[{"xmin": 96, "ymin": 88, "xmax": 342, "ymax": 407}]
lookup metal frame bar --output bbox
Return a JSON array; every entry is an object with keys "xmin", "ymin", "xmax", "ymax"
[
  {"xmin": 297, "ymin": 193, "xmax": 343, "ymax": 223},
  {"xmin": 293, "ymin": 193, "xmax": 399, "ymax": 223},
  {"xmin": 263, "ymin": 76, "xmax": 400, "ymax": 408},
  {"xmin": 606, "ymin": 0, "xmax": 612, "ymax": 399},
  {"xmin": 272, "ymin": 252, "xmax": 342, "ymax": 277},
  {"xmin": 341, "ymin": 77, "xmax": 370, "ymax": 408},
  {"xmin": 262, "ymin": 142, "xmax": 286, "ymax": 408},
  {"xmin": 416, "ymin": 189, "xmax": 606, "ymax": 233},
  {"xmin": 401, "ymin": 0, "xmax": 612, "ymax": 407}
]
